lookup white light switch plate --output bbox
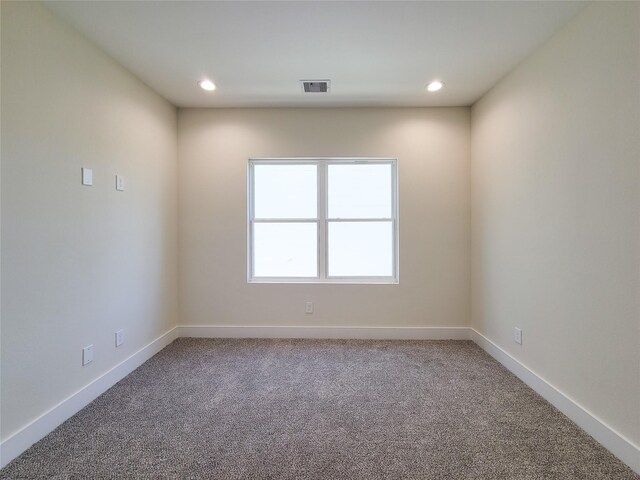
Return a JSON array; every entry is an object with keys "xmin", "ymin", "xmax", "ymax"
[
  {"xmin": 82, "ymin": 168, "xmax": 93, "ymax": 186},
  {"xmin": 115, "ymin": 175, "xmax": 125, "ymax": 191},
  {"xmin": 305, "ymin": 302, "xmax": 313, "ymax": 314},
  {"xmin": 82, "ymin": 345, "xmax": 94, "ymax": 365}
]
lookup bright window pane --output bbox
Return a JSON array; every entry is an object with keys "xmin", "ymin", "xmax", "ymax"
[
  {"xmin": 328, "ymin": 164, "xmax": 392, "ymax": 219},
  {"xmin": 253, "ymin": 223, "xmax": 317, "ymax": 277},
  {"xmin": 328, "ymin": 221, "xmax": 393, "ymax": 277},
  {"xmin": 254, "ymin": 164, "xmax": 317, "ymax": 219}
]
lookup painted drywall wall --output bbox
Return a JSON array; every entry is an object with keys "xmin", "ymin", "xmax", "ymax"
[
  {"xmin": 1, "ymin": 2, "xmax": 178, "ymax": 441},
  {"xmin": 471, "ymin": 2, "xmax": 640, "ymax": 446},
  {"xmin": 178, "ymin": 108, "xmax": 470, "ymax": 328}
]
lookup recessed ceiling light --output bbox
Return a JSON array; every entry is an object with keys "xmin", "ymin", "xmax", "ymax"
[
  {"xmin": 198, "ymin": 80, "xmax": 216, "ymax": 91},
  {"xmin": 426, "ymin": 80, "xmax": 444, "ymax": 92}
]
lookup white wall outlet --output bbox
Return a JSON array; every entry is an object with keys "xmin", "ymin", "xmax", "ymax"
[
  {"xmin": 81, "ymin": 168, "xmax": 93, "ymax": 186},
  {"xmin": 514, "ymin": 327, "xmax": 523, "ymax": 345},
  {"xmin": 115, "ymin": 175, "xmax": 125, "ymax": 191},
  {"xmin": 305, "ymin": 301, "xmax": 314, "ymax": 314},
  {"xmin": 115, "ymin": 329, "xmax": 124, "ymax": 347},
  {"xmin": 82, "ymin": 345, "xmax": 94, "ymax": 365}
]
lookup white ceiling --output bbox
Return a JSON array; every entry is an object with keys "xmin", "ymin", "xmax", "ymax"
[{"xmin": 45, "ymin": 1, "xmax": 586, "ymax": 108}]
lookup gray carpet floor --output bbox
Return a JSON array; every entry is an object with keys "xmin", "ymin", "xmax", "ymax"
[{"xmin": 1, "ymin": 338, "xmax": 637, "ymax": 479}]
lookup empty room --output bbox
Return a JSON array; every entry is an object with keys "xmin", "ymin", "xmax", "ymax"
[{"xmin": 1, "ymin": 1, "xmax": 638, "ymax": 478}]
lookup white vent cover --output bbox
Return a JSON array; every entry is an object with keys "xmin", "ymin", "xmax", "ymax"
[{"xmin": 300, "ymin": 80, "xmax": 330, "ymax": 93}]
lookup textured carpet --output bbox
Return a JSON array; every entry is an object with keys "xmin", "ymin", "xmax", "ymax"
[{"xmin": 1, "ymin": 338, "xmax": 637, "ymax": 479}]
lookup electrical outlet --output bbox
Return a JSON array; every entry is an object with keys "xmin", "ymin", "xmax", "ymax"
[
  {"xmin": 305, "ymin": 301, "xmax": 314, "ymax": 314},
  {"xmin": 115, "ymin": 329, "xmax": 124, "ymax": 347},
  {"xmin": 514, "ymin": 327, "xmax": 523, "ymax": 345},
  {"xmin": 82, "ymin": 345, "xmax": 94, "ymax": 366},
  {"xmin": 82, "ymin": 168, "xmax": 93, "ymax": 186}
]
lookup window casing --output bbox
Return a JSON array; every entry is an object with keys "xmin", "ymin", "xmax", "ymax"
[{"xmin": 247, "ymin": 158, "xmax": 399, "ymax": 284}]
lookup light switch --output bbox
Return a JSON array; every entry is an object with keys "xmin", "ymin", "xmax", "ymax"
[
  {"xmin": 115, "ymin": 175, "xmax": 125, "ymax": 191},
  {"xmin": 82, "ymin": 168, "xmax": 93, "ymax": 186}
]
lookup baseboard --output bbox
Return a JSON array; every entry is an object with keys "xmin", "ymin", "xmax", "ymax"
[
  {"xmin": 178, "ymin": 325, "xmax": 471, "ymax": 340},
  {"xmin": 3, "ymin": 325, "xmax": 637, "ymax": 476},
  {"xmin": 470, "ymin": 328, "xmax": 640, "ymax": 475},
  {"xmin": 0, "ymin": 326, "xmax": 179, "ymax": 469}
]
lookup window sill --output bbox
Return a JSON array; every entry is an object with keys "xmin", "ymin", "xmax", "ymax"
[{"xmin": 248, "ymin": 278, "xmax": 399, "ymax": 285}]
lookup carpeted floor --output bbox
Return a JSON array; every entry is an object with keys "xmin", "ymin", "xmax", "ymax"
[{"xmin": 1, "ymin": 339, "xmax": 637, "ymax": 479}]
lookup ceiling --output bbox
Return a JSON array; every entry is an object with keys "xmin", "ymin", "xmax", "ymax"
[{"xmin": 45, "ymin": 1, "xmax": 586, "ymax": 108}]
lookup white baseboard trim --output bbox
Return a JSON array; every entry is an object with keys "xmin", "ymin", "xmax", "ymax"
[
  {"xmin": 2, "ymin": 325, "xmax": 637, "ymax": 476},
  {"xmin": 470, "ymin": 328, "xmax": 640, "ymax": 475},
  {"xmin": 178, "ymin": 325, "xmax": 471, "ymax": 340},
  {"xmin": 0, "ymin": 327, "xmax": 179, "ymax": 469}
]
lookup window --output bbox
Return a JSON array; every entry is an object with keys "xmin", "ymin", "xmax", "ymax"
[{"xmin": 247, "ymin": 158, "xmax": 398, "ymax": 283}]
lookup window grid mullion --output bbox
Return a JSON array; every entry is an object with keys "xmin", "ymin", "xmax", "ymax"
[{"xmin": 318, "ymin": 161, "xmax": 327, "ymax": 280}]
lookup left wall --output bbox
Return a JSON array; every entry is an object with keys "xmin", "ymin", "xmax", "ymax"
[{"xmin": 1, "ymin": 0, "xmax": 178, "ymax": 455}]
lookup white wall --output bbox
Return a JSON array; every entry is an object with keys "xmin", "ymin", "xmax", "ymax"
[
  {"xmin": 471, "ymin": 2, "xmax": 640, "ymax": 446},
  {"xmin": 1, "ymin": 2, "xmax": 178, "ymax": 441},
  {"xmin": 178, "ymin": 108, "xmax": 470, "ymax": 329}
]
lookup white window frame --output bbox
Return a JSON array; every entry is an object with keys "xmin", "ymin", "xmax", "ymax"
[{"xmin": 247, "ymin": 157, "xmax": 399, "ymax": 284}]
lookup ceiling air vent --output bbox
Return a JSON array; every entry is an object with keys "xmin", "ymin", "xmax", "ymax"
[{"xmin": 301, "ymin": 80, "xmax": 330, "ymax": 93}]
